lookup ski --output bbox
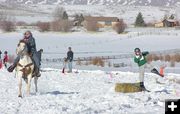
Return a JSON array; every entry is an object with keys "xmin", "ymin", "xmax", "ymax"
[{"xmin": 151, "ymin": 68, "xmax": 164, "ymax": 77}]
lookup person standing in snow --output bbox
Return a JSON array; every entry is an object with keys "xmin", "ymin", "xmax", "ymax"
[
  {"xmin": 0, "ymin": 50, "xmax": 2, "ymax": 60},
  {"xmin": 67, "ymin": 47, "xmax": 74, "ymax": 73},
  {"xmin": 3, "ymin": 51, "xmax": 8, "ymax": 68},
  {"xmin": 134, "ymin": 48, "xmax": 163, "ymax": 91},
  {"xmin": 0, "ymin": 50, "xmax": 2, "ymax": 69}
]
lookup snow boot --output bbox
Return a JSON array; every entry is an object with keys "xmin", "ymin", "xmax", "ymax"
[
  {"xmin": 140, "ymin": 82, "xmax": 150, "ymax": 92},
  {"xmin": 35, "ymin": 68, "xmax": 41, "ymax": 77},
  {"xmin": 7, "ymin": 64, "xmax": 16, "ymax": 72},
  {"xmin": 62, "ymin": 67, "xmax": 65, "ymax": 73}
]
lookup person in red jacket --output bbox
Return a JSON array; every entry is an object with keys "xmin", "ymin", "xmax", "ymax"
[
  {"xmin": 3, "ymin": 51, "xmax": 8, "ymax": 68},
  {"xmin": 0, "ymin": 50, "xmax": 2, "ymax": 69},
  {"xmin": 0, "ymin": 50, "xmax": 2, "ymax": 60}
]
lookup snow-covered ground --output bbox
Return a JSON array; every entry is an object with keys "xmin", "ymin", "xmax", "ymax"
[
  {"xmin": 0, "ymin": 28, "xmax": 180, "ymax": 71},
  {"xmin": 0, "ymin": 27, "xmax": 180, "ymax": 114},
  {"xmin": 0, "ymin": 68, "xmax": 180, "ymax": 114},
  {"xmin": 0, "ymin": 28, "xmax": 179, "ymax": 56},
  {"xmin": 0, "ymin": 3, "xmax": 180, "ymax": 114}
]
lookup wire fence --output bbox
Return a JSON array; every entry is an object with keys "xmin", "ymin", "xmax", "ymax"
[
  {"xmin": 127, "ymin": 31, "xmax": 179, "ymax": 39},
  {"xmin": 42, "ymin": 49, "xmax": 180, "ymax": 63}
]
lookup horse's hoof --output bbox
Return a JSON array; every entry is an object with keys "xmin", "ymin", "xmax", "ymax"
[{"xmin": 18, "ymin": 95, "xmax": 22, "ymax": 98}]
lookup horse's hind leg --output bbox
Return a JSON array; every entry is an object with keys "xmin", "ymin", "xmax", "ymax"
[
  {"xmin": 34, "ymin": 76, "xmax": 38, "ymax": 93},
  {"xmin": 26, "ymin": 75, "xmax": 32, "ymax": 96}
]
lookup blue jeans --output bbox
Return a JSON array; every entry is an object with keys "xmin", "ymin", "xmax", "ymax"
[{"xmin": 68, "ymin": 61, "xmax": 73, "ymax": 72}]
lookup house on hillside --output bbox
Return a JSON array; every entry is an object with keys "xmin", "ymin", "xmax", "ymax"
[
  {"xmin": 83, "ymin": 16, "xmax": 119, "ymax": 31},
  {"xmin": 163, "ymin": 19, "xmax": 179, "ymax": 27},
  {"xmin": 154, "ymin": 22, "xmax": 164, "ymax": 28},
  {"xmin": 155, "ymin": 19, "xmax": 179, "ymax": 27}
]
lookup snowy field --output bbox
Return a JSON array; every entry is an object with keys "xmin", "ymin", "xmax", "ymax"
[
  {"xmin": 0, "ymin": 28, "xmax": 180, "ymax": 72},
  {"xmin": 1, "ymin": 3, "xmax": 180, "ymax": 114},
  {"xmin": 0, "ymin": 28, "xmax": 180, "ymax": 56},
  {"xmin": 0, "ymin": 28, "xmax": 180, "ymax": 113},
  {"xmin": 0, "ymin": 68, "xmax": 180, "ymax": 114}
]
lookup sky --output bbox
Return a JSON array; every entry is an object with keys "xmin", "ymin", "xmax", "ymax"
[{"xmin": 0, "ymin": 0, "xmax": 6, "ymax": 1}]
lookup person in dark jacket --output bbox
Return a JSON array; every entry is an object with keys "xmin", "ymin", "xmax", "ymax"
[
  {"xmin": 0, "ymin": 50, "xmax": 2, "ymax": 69},
  {"xmin": 8, "ymin": 31, "xmax": 40, "ymax": 76},
  {"xmin": 67, "ymin": 47, "xmax": 73, "ymax": 73}
]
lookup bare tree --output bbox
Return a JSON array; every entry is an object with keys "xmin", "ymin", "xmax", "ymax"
[
  {"xmin": 51, "ymin": 20, "xmax": 61, "ymax": 31},
  {"xmin": 114, "ymin": 19, "xmax": 126, "ymax": 34},
  {"xmin": 51, "ymin": 20, "xmax": 73, "ymax": 32},
  {"xmin": 0, "ymin": 10, "xmax": 7, "ymax": 21},
  {"xmin": 37, "ymin": 21, "xmax": 50, "ymax": 32},
  {"xmin": 51, "ymin": 6, "xmax": 73, "ymax": 32},
  {"xmin": 61, "ymin": 20, "xmax": 73, "ymax": 32},
  {"xmin": 0, "ymin": 21, "xmax": 15, "ymax": 32},
  {"xmin": 53, "ymin": 6, "xmax": 65, "ymax": 21},
  {"xmin": 0, "ymin": 10, "xmax": 15, "ymax": 32}
]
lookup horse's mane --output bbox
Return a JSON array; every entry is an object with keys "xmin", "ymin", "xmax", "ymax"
[
  {"xmin": 19, "ymin": 40, "xmax": 26, "ymax": 44},
  {"xmin": 18, "ymin": 40, "xmax": 26, "ymax": 47}
]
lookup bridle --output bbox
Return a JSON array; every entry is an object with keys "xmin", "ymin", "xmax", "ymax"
[{"xmin": 17, "ymin": 43, "xmax": 27, "ymax": 56}]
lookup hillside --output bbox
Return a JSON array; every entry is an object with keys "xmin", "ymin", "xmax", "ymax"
[{"xmin": 2, "ymin": 0, "xmax": 180, "ymax": 7}]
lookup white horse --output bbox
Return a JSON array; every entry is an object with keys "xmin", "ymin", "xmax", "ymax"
[{"xmin": 16, "ymin": 40, "xmax": 38, "ymax": 97}]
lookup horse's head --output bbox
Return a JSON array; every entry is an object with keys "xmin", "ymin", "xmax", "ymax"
[{"xmin": 16, "ymin": 40, "xmax": 27, "ymax": 55}]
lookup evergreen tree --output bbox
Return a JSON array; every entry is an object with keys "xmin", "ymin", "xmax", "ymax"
[
  {"xmin": 135, "ymin": 12, "xmax": 145, "ymax": 27},
  {"xmin": 62, "ymin": 11, "xmax": 68, "ymax": 20},
  {"xmin": 169, "ymin": 14, "xmax": 175, "ymax": 19},
  {"xmin": 74, "ymin": 14, "xmax": 80, "ymax": 21},
  {"xmin": 79, "ymin": 14, "xmax": 84, "ymax": 23},
  {"xmin": 53, "ymin": 6, "xmax": 65, "ymax": 21},
  {"xmin": 163, "ymin": 14, "xmax": 168, "ymax": 20},
  {"xmin": 74, "ymin": 14, "xmax": 84, "ymax": 26}
]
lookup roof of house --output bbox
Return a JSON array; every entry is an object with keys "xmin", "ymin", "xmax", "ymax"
[
  {"xmin": 163, "ymin": 19, "xmax": 178, "ymax": 23},
  {"xmin": 84, "ymin": 16, "xmax": 119, "ymax": 22}
]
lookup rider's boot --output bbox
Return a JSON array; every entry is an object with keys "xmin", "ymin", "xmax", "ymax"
[
  {"xmin": 36, "ymin": 68, "xmax": 41, "ymax": 77},
  {"xmin": 33, "ymin": 65, "xmax": 41, "ymax": 77},
  {"xmin": 7, "ymin": 64, "xmax": 16, "ymax": 72}
]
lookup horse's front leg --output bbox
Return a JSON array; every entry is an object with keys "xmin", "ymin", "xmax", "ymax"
[
  {"xmin": 34, "ymin": 76, "xmax": 38, "ymax": 93},
  {"xmin": 26, "ymin": 75, "xmax": 32, "ymax": 96},
  {"xmin": 18, "ymin": 72, "xmax": 23, "ymax": 97}
]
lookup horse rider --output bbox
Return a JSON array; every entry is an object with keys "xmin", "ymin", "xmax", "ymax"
[{"xmin": 8, "ymin": 31, "xmax": 41, "ymax": 76}]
